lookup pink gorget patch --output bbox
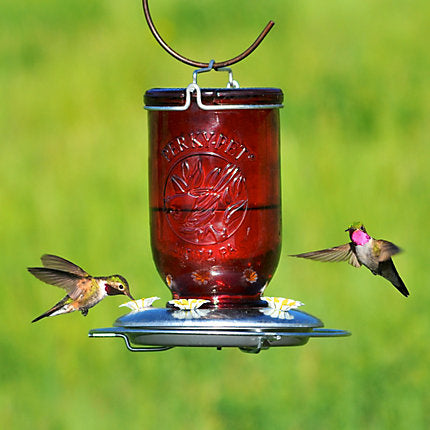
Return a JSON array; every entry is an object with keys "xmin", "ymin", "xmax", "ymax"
[{"xmin": 351, "ymin": 229, "xmax": 370, "ymax": 246}]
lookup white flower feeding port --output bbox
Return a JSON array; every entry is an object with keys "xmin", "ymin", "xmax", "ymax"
[{"xmin": 88, "ymin": 0, "xmax": 350, "ymax": 353}]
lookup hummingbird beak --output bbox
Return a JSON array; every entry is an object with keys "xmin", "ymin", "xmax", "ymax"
[{"xmin": 127, "ymin": 291, "xmax": 135, "ymax": 300}]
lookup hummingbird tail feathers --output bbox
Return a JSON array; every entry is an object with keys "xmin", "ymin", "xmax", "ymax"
[
  {"xmin": 32, "ymin": 311, "xmax": 53, "ymax": 323},
  {"xmin": 379, "ymin": 259, "xmax": 409, "ymax": 297},
  {"xmin": 31, "ymin": 297, "xmax": 72, "ymax": 323}
]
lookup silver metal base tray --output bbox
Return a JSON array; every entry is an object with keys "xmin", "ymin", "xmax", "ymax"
[{"xmin": 89, "ymin": 307, "xmax": 350, "ymax": 353}]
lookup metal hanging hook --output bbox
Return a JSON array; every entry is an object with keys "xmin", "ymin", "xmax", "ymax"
[{"xmin": 142, "ymin": 0, "xmax": 275, "ymax": 69}]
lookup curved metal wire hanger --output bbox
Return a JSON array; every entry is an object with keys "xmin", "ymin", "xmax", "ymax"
[{"xmin": 142, "ymin": 0, "xmax": 275, "ymax": 69}]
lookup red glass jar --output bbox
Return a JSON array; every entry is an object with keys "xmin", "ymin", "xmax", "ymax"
[{"xmin": 145, "ymin": 86, "xmax": 283, "ymax": 307}]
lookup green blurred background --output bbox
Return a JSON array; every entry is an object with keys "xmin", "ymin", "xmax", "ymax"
[{"xmin": 1, "ymin": 0, "xmax": 429, "ymax": 428}]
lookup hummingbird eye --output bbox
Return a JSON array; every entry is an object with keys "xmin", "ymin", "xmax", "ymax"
[{"xmin": 118, "ymin": 284, "xmax": 124, "ymax": 290}]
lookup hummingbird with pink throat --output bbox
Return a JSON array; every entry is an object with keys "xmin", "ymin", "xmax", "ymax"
[
  {"xmin": 290, "ymin": 222, "xmax": 409, "ymax": 297},
  {"xmin": 29, "ymin": 254, "xmax": 134, "ymax": 322}
]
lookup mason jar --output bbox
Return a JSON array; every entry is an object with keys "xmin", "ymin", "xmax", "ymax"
[{"xmin": 145, "ymin": 85, "xmax": 283, "ymax": 307}]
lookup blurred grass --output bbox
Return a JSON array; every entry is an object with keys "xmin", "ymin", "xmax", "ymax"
[{"xmin": 1, "ymin": 0, "xmax": 429, "ymax": 428}]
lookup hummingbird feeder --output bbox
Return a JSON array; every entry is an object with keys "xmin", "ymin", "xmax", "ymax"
[{"xmin": 89, "ymin": 0, "xmax": 350, "ymax": 353}]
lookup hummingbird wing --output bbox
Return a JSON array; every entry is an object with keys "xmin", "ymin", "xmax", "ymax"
[
  {"xmin": 290, "ymin": 243, "xmax": 361, "ymax": 267},
  {"xmin": 41, "ymin": 254, "xmax": 89, "ymax": 276},
  {"xmin": 348, "ymin": 252, "xmax": 361, "ymax": 268},
  {"xmin": 374, "ymin": 240, "xmax": 402, "ymax": 262},
  {"xmin": 28, "ymin": 267, "xmax": 86, "ymax": 300}
]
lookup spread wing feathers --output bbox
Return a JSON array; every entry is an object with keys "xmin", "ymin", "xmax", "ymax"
[
  {"xmin": 374, "ymin": 240, "xmax": 402, "ymax": 262},
  {"xmin": 348, "ymin": 252, "xmax": 362, "ymax": 268},
  {"xmin": 28, "ymin": 267, "xmax": 84, "ymax": 300},
  {"xmin": 290, "ymin": 243, "xmax": 361, "ymax": 267},
  {"xmin": 41, "ymin": 254, "xmax": 89, "ymax": 276}
]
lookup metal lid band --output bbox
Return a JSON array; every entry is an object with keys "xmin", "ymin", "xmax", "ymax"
[{"xmin": 144, "ymin": 61, "xmax": 284, "ymax": 111}]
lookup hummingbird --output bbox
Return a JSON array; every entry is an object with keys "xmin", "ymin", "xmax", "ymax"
[
  {"xmin": 28, "ymin": 254, "xmax": 134, "ymax": 322},
  {"xmin": 290, "ymin": 222, "xmax": 409, "ymax": 297}
]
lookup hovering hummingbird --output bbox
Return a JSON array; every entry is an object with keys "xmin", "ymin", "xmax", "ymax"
[
  {"xmin": 28, "ymin": 254, "xmax": 134, "ymax": 322},
  {"xmin": 290, "ymin": 222, "xmax": 409, "ymax": 297}
]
